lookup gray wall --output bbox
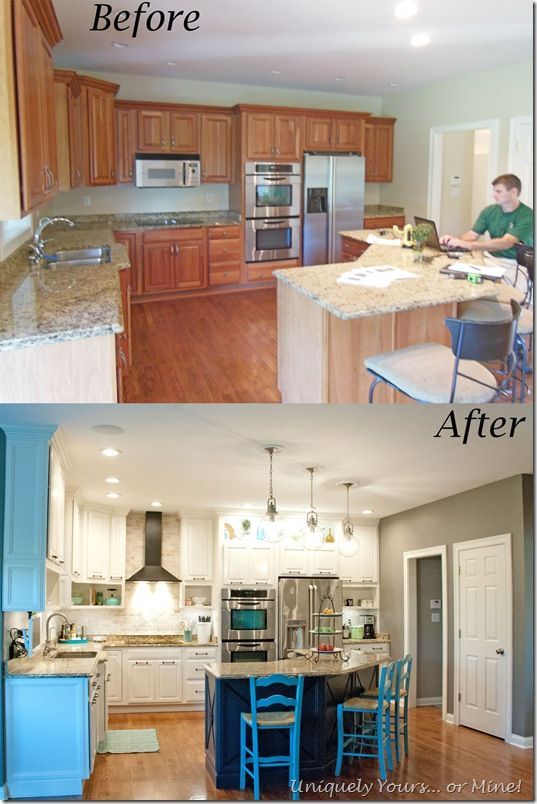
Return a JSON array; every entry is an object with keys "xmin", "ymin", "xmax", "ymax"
[
  {"xmin": 417, "ymin": 556, "xmax": 442, "ymax": 700},
  {"xmin": 379, "ymin": 474, "xmax": 533, "ymax": 738}
]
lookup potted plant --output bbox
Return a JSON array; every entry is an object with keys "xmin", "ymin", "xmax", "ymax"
[
  {"xmin": 412, "ymin": 223, "xmax": 433, "ymax": 261},
  {"xmin": 241, "ymin": 519, "xmax": 251, "ymax": 537}
]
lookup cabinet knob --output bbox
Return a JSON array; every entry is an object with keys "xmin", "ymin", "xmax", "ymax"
[
  {"xmin": 161, "ymin": 139, "xmax": 165, "ymax": 146},
  {"xmin": 128, "ymin": 169, "xmax": 132, "ymax": 177},
  {"xmin": 171, "ymin": 138, "xmax": 176, "ymax": 147}
]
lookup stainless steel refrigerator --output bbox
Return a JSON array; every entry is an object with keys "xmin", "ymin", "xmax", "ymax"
[
  {"xmin": 302, "ymin": 152, "xmax": 365, "ymax": 265},
  {"xmin": 278, "ymin": 575, "xmax": 342, "ymax": 659}
]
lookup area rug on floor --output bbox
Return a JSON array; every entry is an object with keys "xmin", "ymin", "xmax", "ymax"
[{"xmin": 97, "ymin": 729, "xmax": 159, "ymax": 754}]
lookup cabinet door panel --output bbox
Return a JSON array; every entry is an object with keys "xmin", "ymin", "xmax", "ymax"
[
  {"xmin": 183, "ymin": 519, "xmax": 213, "ymax": 580},
  {"xmin": 155, "ymin": 661, "xmax": 182, "ymax": 701},
  {"xmin": 274, "ymin": 114, "xmax": 301, "ymax": 160},
  {"xmin": 41, "ymin": 38, "xmax": 58, "ymax": 195},
  {"xmin": 334, "ymin": 118, "xmax": 364, "ymax": 152},
  {"xmin": 170, "ymin": 111, "xmax": 200, "ymax": 152},
  {"xmin": 85, "ymin": 510, "xmax": 110, "ymax": 580},
  {"xmin": 137, "ymin": 109, "xmax": 169, "ymax": 151},
  {"xmin": 71, "ymin": 499, "xmax": 84, "ymax": 579},
  {"xmin": 356, "ymin": 526, "xmax": 378, "ymax": 582},
  {"xmin": 69, "ymin": 89, "xmax": 83, "ymax": 188},
  {"xmin": 373, "ymin": 124, "xmax": 394, "ymax": 182},
  {"xmin": 85, "ymin": 87, "xmax": 116, "ymax": 185},
  {"xmin": 249, "ymin": 546, "xmax": 274, "ymax": 585},
  {"xmin": 305, "ymin": 117, "xmax": 333, "ymax": 150},
  {"xmin": 127, "ymin": 661, "xmax": 155, "ymax": 703},
  {"xmin": 279, "ymin": 546, "xmax": 311, "ymax": 576},
  {"xmin": 142, "ymin": 241, "xmax": 176, "ymax": 293},
  {"xmin": 47, "ymin": 446, "xmax": 65, "ymax": 566},
  {"xmin": 174, "ymin": 240, "xmax": 207, "ymax": 290},
  {"xmin": 105, "ymin": 650, "xmax": 123, "ymax": 702},
  {"xmin": 245, "ymin": 112, "xmax": 274, "ymax": 159},
  {"xmin": 116, "ymin": 108, "xmax": 137, "ymax": 182},
  {"xmin": 201, "ymin": 113, "xmax": 232, "ymax": 182},
  {"xmin": 222, "ymin": 546, "xmax": 249, "ymax": 584},
  {"xmin": 109, "ymin": 516, "xmax": 126, "ymax": 581},
  {"xmin": 364, "ymin": 123, "xmax": 376, "ymax": 182}
]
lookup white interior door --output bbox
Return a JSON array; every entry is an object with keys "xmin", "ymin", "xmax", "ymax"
[
  {"xmin": 508, "ymin": 116, "xmax": 533, "ymax": 207},
  {"xmin": 458, "ymin": 540, "xmax": 508, "ymax": 738}
]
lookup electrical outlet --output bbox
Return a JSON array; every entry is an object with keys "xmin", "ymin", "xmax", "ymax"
[
  {"xmin": 205, "ymin": 193, "xmax": 213, "ymax": 203},
  {"xmin": 83, "ymin": 196, "xmax": 92, "ymax": 207}
]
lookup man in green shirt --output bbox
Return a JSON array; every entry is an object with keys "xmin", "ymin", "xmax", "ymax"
[{"xmin": 440, "ymin": 174, "xmax": 533, "ymax": 287}]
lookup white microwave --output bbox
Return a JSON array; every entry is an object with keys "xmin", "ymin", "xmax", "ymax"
[{"xmin": 135, "ymin": 153, "xmax": 201, "ymax": 188}]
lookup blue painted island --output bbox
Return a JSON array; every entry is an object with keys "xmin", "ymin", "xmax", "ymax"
[{"xmin": 204, "ymin": 652, "xmax": 388, "ymax": 789}]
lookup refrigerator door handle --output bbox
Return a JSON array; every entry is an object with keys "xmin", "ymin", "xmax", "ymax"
[{"xmin": 327, "ymin": 157, "xmax": 335, "ymax": 263}]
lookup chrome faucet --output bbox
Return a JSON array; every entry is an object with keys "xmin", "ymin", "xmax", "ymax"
[
  {"xmin": 43, "ymin": 612, "xmax": 69, "ymax": 656},
  {"xmin": 29, "ymin": 217, "xmax": 75, "ymax": 262}
]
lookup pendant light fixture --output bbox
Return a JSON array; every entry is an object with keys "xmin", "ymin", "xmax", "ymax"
[
  {"xmin": 338, "ymin": 482, "xmax": 359, "ymax": 557},
  {"xmin": 303, "ymin": 467, "xmax": 324, "ymax": 549},
  {"xmin": 258, "ymin": 446, "xmax": 284, "ymax": 544}
]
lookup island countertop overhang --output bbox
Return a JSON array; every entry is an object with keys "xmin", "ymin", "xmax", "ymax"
[{"xmin": 204, "ymin": 651, "xmax": 388, "ymax": 679}]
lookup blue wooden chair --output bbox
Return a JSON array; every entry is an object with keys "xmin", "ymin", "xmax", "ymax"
[
  {"xmin": 240, "ymin": 674, "xmax": 304, "ymax": 801},
  {"xmin": 359, "ymin": 654, "xmax": 413, "ymax": 761},
  {"xmin": 335, "ymin": 661, "xmax": 395, "ymax": 781}
]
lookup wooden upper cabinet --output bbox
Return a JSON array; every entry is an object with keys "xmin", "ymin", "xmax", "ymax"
[
  {"xmin": 13, "ymin": 0, "xmax": 61, "ymax": 212},
  {"xmin": 80, "ymin": 76, "xmax": 119, "ymax": 186},
  {"xmin": 116, "ymin": 107, "xmax": 137, "ymax": 183},
  {"xmin": 137, "ymin": 108, "xmax": 200, "ymax": 153},
  {"xmin": 201, "ymin": 112, "xmax": 232, "ymax": 182},
  {"xmin": 244, "ymin": 110, "xmax": 302, "ymax": 161},
  {"xmin": 364, "ymin": 117, "xmax": 396, "ymax": 182},
  {"xmin": 305, "ymin": 113, "xmax": 367, "ymax": 152},
  {"xmin": 54, "ymin": 70, "xmax": 83, "ymax": 191}
]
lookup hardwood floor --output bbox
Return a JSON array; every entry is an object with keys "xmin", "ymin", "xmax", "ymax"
[
  {"xmin": 124, "ymin": 290, "xmax": 280, "ymax": 403},
  {"xmin": 83, "ymin": 708, "xmax": 533, "ymax": 801}
]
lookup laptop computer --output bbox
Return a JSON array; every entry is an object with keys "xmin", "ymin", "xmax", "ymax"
[{"xmin": 413, "ymin": 216, "xmax": 469, "ymax": 255}]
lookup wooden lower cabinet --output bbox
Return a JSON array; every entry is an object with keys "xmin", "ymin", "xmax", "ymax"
[
  {"xmin": 142, "ymin": 229, "xmax": 207, "ymax": 295},
  {"xmin": 247, "ymin": 258, "xmax": 300, "ymax": 282},
  {"xmin": 363, "ymin": 215, "xmax": 405, "ymax": 230},
  {"xmin": 340, "ymin": 235, "xmax": 370, "ymax": 262},
  {"xmin": 208, "ymin": 226, "xmax": 240, "ymax": 286}
]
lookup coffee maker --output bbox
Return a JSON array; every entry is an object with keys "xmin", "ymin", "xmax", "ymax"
[{"xmin": 361, "ymin": 614, "xmax": 376, "ymax": 639}]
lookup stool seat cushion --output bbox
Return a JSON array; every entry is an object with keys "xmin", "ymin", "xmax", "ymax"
[
  {"xmin": 242, "ymin": 710, "xmax": 296, "ymax": 727},
  {"xmin": 360, "ymin": 688, "xmax": 408, "ymax": 699},
  {"xmin": 343, "ymin": 696, "xmax": 389, "ymax": 711},
  {"xmin": 365, "ymin": 343, "xmax": 497, "ymax": 403}
]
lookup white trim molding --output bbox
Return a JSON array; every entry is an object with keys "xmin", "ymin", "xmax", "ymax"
[
  {"xmin": 453, "ymin": 533, "xmax": 513, "ymax": 742},
  {"xmin": 444, "ymin": 713, "xmax": 455, "ymax": 725},
  {"xmin": 403, "ymin": 545, "xmax": 448, "ymax": 724},
  {"xmin": 507, "ymin": 734, "xmax": 533, "ymax": 749},
  {"xmin": 416, "ymin": 697, "xmax": 442, "ymax": 707}
]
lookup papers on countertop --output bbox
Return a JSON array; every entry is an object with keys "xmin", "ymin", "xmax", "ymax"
[
  {"xmin": 366, "ymin": 233, "xmax": 401, "ymax": 247},
  {"xmin": 337, "ymin": 265, "xmax": 419, "ymax": 289},
  {"xmin": 447, "ymin": 263, "xmax": 506, "ymax": 279}
]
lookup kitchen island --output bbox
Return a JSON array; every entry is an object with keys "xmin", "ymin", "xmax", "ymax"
[
  {"xmin": 275, "ymin": 231, "xmax": 499, "ymax": 403},
  {"xmin": 204, "ymin": 651, "xmax": 387, "ymax": 789}
]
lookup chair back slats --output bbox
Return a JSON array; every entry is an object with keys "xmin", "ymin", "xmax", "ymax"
[
  {"xmin": 445, "ymin": 300, "xmax": 521, "ymax": 362},
  {"xmin": 397, "ymin": 654, "xmax": 413, "ymax": 696},
  {"xmin": 377, "ymin": 661, "xmax": 396, "ymax": 712},
  {"xmin": 249, "ymin": 674, "xmax": 304, "ymax": 724},
  {"xmin": 257, "ymin": 693, "xmax": 297, "ymax": 710}
]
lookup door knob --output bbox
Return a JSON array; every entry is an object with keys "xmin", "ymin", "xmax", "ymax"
[{"xmin": 496, "ymin": 648, "xmax": 505, "ymax": 655}]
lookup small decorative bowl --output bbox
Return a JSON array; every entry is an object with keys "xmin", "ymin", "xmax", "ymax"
[
  {"xmin": 192, "ymin": 596, "xmax": 206, "ymax": 606},
  {"xmin": 72, "ymin": 596, "xmax": 84, "ymax": 605}
]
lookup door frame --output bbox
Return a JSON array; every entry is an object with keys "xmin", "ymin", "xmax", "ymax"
[
  {"xmin": 427, "ymin": 119, "xmax": 501, "ymax": 224},
  {"xmin": 403, "ymin": 545, "xmax": 448, "ymax": 722},
  {"xmin": 453, "ymin": 533, "xmax": 512, "ymax": 741}
]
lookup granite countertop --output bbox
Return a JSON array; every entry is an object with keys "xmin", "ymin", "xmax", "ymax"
[
  {"xmin": 274, "ymin": 229, "xmax": 499, "ymax": 320},
  {"xmin": 6, "ymin": 641, "xmax": 108, "ymax": 678},
  {"xmin": 206, "ymin": 651, "xmax": 389, "ymax": 679},
  {"xmin": 364, "ymin": 205, "xmax": 405, "ymax": 219},
  {"xmin": 64, "ymin": 211, "xmax": 241, "ymax": 232},
  {"xmin": 0, "ymin": 228, "xmax": 127, "ymax": 352},
  {"xmin": 102, "ymin": 634, "xmax": 218, "ymax": 648}
]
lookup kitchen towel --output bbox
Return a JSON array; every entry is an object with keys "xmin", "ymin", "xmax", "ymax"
[
  {"xmin": 98, "ymin": 729, "xmax": 159, "ymax": 754},
  {"xmin": 365, "ymin": 234, "xmax": 402, "ymax": 247}
]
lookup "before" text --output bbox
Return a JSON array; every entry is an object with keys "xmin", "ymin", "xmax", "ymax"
[{"xmin": 90, "ymin": 3, "xmax": 200, "ymax": 37}]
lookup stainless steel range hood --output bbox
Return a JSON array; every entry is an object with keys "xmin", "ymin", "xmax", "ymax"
[{"xmin": 126, "ymin": 511, "xmax": 181, "ymax": 583}]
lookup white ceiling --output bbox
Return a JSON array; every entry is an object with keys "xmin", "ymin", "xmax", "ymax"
[
  {"xmin": 0, "ymin": 405, "xmax": 531, "ymax": 519},
  {"xmin": 51, "ymin": 0, "xmax": 532, "ymax": 96}
]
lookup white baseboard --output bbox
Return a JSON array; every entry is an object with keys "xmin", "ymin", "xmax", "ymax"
[
  {"xmin": 109, "ymin": 703, "xmax": 204, "ymax": 714},
  {"xmin": 416, "ymin": 696, "xmax": 442, "ymax": 706},
  {"xmin": 444, "ymin": 713, "xmax": 455, "ymax": 724},
  {"xmin": 508, "ymin": 733, "xmax": 533, "ymax": 749}
]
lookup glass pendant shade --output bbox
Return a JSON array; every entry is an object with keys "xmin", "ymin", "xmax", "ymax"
[
  {"xmin": 259, "ymin": 446, "xmax": 284, "ymax": 544},
  {"xmin": 338, "ymin": 482, "xmax": 359, "ymax": 557}
]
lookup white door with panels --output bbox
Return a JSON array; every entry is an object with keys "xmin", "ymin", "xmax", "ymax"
[{"xmin": 456, "ymin": 536, "xmax": 510, "ymax": 739}]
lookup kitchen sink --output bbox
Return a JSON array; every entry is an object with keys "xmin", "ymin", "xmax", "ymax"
[
  {"xmin": 53, "ymin": 651, "xmax": 98, "ymax": 659},
  {"xmin": 44, "ymin": 246, "xmax": 111, "ymax": 267}
]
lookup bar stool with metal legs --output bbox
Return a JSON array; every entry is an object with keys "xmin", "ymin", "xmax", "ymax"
[
  {"xmin": 335, "ymin": 661, "xmax": 395, "ymax": 781},
  {"xmin": 360, "ymin": 655, "xmax": 413, "ymax": 762},
  {"xmin": 240, "ymin": 674, "xmax": 304, "ymax": 801}
]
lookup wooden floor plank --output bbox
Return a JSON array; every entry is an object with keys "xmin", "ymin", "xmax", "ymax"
[{"xmin": 84, "ymin": 708, "xmax": 533, "ymax": 801}]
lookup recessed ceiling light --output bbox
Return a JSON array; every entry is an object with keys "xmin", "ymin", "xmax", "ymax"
[
  {"xmin": 395, "ymin": 0, "xmax": 418, "ymax": 19},
  {"xmin": 111, "ymin": 41, "xmax": 128, "ymax": 48},
  {"xmin": 92, "ymin": 424, "xmax": 124, "ymax": 435},
  {"xmin": 165, "ymin": 61, "xmax": 178, "ymax": 66},
  {"xmin": 389, "ymin": 81, "xmax": 400, "ymax": 87},
  {"xmin": 106, "ymin": 492, "xmax": 121, "ymax": 499},
  {"xmin": 241, "ymin": 503, "xmax": 253, "ymax": 509},
  {"xmin": 105, "ymin": 477, "xmax": 120, "ymax": 484},
  {"xmin": 271, "ymin": 69, "xmax": 282, "ymax": 75},
  {"xmin": 101, "ymin": 448, "xmax": 121, "ymax": 457},
  {"xmin": 150, "ymin": 501, "xmax": 163, "ymax": 508},
  {"xmin": 334, "ymin": 76, "xmax": 345, "ymax": 81},
  {"xmin": 361, "ymin": 509, "xmax": 374, "ymax": 515},
  {"xmin": 411, "ymin": 32, "xmax": 431, "ymax": 47}
]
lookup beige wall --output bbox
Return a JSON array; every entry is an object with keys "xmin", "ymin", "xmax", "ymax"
[
  {"xmin": 439, "ymin": 130, "xmax": 475, "ymax": 235},
  {"xmin": 379, "ymin": 59, "xmax": 533, "ymax": 219},
  {"xmin": 379, "ymin": 474, "xmax": 534, "ymax": 737}
]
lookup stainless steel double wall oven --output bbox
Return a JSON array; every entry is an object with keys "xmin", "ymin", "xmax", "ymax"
[
  {"xmin": 220, "ymin": 586, "xmax": 276, "ymax": 662},
  {"xmin": 244, "ymin": 162, "xmax": 301, "ymax": 262}
]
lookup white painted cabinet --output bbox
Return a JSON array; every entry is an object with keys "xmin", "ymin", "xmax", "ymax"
[
  {"xmin": 181, "ymin": 518, "xmax": 213, "ymax": 581},
  {"xmin": 310, "ymin": 545, "xmax": 338, "ymax": 575},
  {"xmin": 222, "ymin": 543, "xmax": 275, "ymax": 585},
  {"xmin": 109, "ymin": 515, "xmax": 127, "ymax": 581},
  {"xmin": 338, "ymin": 526, "xmax": 379, "ymax": 583},
  {"xmin": 47, "ymin": 445, "xmax": 66, "ymax": 568},
  {"xmin": 278, "ymin": 544, "xmax": 310, "ymax": 576},
  {"xmin": 85, "ymin": 510, "xmax": 111, "ymax": 581},
  {"xmin": 105, "ymin": 649, "xmax": 124, "ymax": 703},
  {"xmin": 155, "ymin": 659, "xmax": 182, "ymax": 702},
  {"xmin": 182, "ymin": 646, "xmax": 217, "ymax": 703},
  {"xmin": 126, "ymin": 659, "xmax": 155, "ymax": 703},
  {"xmin": 71, "ymin": 499, "xmax": 84, "ymax": 580}
]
